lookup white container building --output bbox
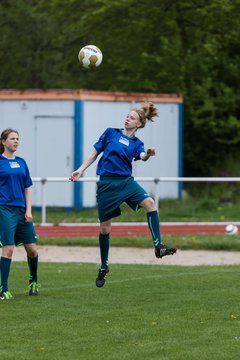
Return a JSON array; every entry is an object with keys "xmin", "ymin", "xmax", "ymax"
[{"xmin": 0, "ymin": 90, "xmax": 183, "ymax": 208}]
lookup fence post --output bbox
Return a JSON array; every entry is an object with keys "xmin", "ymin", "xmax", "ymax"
[
  {"xmin": 154, "ymin": 178, "xmax": 160, "ymax": 211},
  {"xmin": 41, "ymin": 178, "xmax": 47, "ymax": 224}
]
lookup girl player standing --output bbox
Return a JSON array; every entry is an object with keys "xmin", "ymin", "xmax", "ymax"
[{"xmin": 0, "ymin": 129, "xmax": 39, "ymax": 300}]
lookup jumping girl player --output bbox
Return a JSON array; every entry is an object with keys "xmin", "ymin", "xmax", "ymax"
[
  {"xmin": 70, "ymin": 102, "xmax": 176, "ymax": 287},
  {"xmin": 0, "ymin": 129, "xmax": 39, "ymax": 300}
]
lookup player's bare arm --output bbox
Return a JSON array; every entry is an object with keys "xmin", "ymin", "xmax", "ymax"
[
  {"xmin": 69, "ymin": 149, "xmax": 99, "ymax": 181},
  {"xmin": 24, "ymin": 187, "xmax": 33, "ymax": 222}
]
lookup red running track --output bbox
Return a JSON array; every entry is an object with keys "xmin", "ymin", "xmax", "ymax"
[{"xmin": 34, "ymin": 224, "xmax": 230, "ymax": 237}]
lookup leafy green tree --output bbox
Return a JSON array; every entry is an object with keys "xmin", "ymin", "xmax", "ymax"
[
  {"xmin": 176, "ymin": 0, "xmax": 240, "ymax": 175},
  {"xmin": 0, "ymin": 0, "xmax": 239, "ymax": 177}
]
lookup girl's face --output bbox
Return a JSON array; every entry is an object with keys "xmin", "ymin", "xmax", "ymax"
[
  {"xmin": 2, "ymin": 132, "xmax": 19, "ymax": 153},
  {"xmin": 124, "ymin": 111, "xmax": 141, "ymax": 130}
]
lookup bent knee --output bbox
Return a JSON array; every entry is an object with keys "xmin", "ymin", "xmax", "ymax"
[
  {"xmin": 140, "ymin": 197, "xmax": 156, "ymax": 212},
  {"xmin": 100, "ymin": 221, "xmax": 111, "ymax": 234},
  {"xmin": 100, "ymin": 226, "xmax": 111, "ymax": 235}
]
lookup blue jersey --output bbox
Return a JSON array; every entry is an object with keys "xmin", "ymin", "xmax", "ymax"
[
  {"xmin": 0, "ymin": 155, "xmax": 32, "ymax": 207},
  {"xmin": 93, "ymin": 128, "xmax": 145, "ymax": 176}
]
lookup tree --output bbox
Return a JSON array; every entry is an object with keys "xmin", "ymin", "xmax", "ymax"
[{"xmin": 0, "ymin": 0, "xmax": 239, "ymax": 176}]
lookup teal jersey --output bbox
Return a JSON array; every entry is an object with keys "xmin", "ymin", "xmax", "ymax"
[
  {"xmin": 0, "ymin": 155, "xmax": 32, "ymax": 208},
  {"xmin": 94, "ymin": 128, "xmax": 145, "ymax": 176}
]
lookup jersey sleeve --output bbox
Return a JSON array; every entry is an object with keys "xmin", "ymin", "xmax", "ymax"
[
  {"xmin": 133, "ymin": 140, "xmax": 145, "ymax": 161},
  {"xmin": 93, "ymin": 128, "xmax": 111, "ymax": 154},
  {"xmin": 24, "ymin": 161, "xmax": 33, "ymax": 188}
]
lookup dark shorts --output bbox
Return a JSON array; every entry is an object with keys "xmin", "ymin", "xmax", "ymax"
[
  {"xmin": 96, "ymin": 176, "xmax": 150, "ymax": 222},
  {"xmin": 0, "ymin": 206, "xmax": 37, "ymax": 247}
]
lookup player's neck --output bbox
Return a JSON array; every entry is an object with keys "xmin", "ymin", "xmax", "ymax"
[
  {"xmin": 2, "ymin": 151, "xmax": 15, "ymax": 159},
  {"xmin": 122, "ymin": 129, "xmax": 137, "ymax": 138}
]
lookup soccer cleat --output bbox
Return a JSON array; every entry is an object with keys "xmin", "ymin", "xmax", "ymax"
[
  {"xmin": 96, "ymin": 267, "xmax": 109, "ymax": 288},
  {"xmin": 0, "ymin": 290, "xmax": 13, "ymax": 300},
  {"xmin": 28, "ymin": 282, "xmax": 40, "ymax": 296},
  {"xmin": 155, "ymin": 244, "xmax": 177, "ymax": 259}
]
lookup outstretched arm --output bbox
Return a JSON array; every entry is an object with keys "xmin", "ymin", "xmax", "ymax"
[
  {"xmin": 69, "ymin": 149, "xmax": 99, "ymax": 181},
  {"xmin": 140, "ymin": 148, "xmax": 156, "ymax": 162}
]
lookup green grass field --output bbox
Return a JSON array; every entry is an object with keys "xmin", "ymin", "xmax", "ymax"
[
  {"xmin": 38, "ymin": 234, "xmax": 240, "ymax": 251},
  {"xmin": 32, "ymin": 197, "xmax": 240, "ymax": 224},
  {"xmin": 1, "ymin": 262, "xmax": 240, "ymax": 360}
]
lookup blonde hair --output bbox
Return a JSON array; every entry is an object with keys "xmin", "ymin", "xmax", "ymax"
[
  {"xmin": 132, "ymin": 102, "xmax": 159, "ymax": 128},
  {"xmin": 0, "ymin": 128, "xmax": 19, "ymax": 154}
]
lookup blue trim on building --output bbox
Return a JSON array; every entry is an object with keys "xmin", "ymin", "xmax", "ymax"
[
  {"xmin": 73, "ymin": 100, "xmax": 83, "ymax": 208},
  {"xmin": 178, "ymin": 103, "xmax": 183, "ymax": 198}
]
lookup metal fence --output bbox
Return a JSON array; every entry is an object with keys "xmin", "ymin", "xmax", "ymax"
[{"xmin": 32, "ymin": 177, "xmax": 240, "ymax": 224}]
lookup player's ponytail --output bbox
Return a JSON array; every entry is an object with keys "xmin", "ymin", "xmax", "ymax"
[{"xmin": 133, "ymin": 102, "xmax": 159, "ymax": 128}]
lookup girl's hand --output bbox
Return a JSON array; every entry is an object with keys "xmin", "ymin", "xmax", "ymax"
[
  {"xmin": 146, "ymin": 148, "xmax": 155, "ymax": 156},
  {"xmin": 25, "ymin": 211, "xmax": 33, "ymax": 222},
  {"xmin": 69, "ymin": 170, "xmax": 82, "ymax": 181}
]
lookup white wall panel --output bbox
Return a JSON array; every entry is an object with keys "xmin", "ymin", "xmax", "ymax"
[
  {"xmin": 0, "ymin": 96, "xmax": 181, "ymax": 208},
  {"xmin": 0, "ymin": 100, "xmax": 74, "ymax": 206}
]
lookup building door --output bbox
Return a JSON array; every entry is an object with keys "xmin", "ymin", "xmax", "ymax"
[{"xmin": 32, "ymin": 116, "xmax": 73, "ymax": 207}]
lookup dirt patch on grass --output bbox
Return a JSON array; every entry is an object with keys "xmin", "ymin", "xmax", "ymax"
[{"xmin": 12, "ymin": 246, "xmax": 240, "ymax": 266}]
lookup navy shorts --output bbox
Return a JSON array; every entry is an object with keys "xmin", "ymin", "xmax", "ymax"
[
  {"xmin": 0, "ymin": 206, "xmax": 37, "ymax": 247},
  {"xmin": 96, "ymin": 176, "xmax": 150, "ymax": 222}
]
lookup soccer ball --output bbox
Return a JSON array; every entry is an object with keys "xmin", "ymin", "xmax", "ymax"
[
  {"xmin": 78, "ymin": 45, "xmax": 103, "ymax": 69},
  {"xmin": 225, "ymin": 224, "xmax": 238, "ymax": 236}
]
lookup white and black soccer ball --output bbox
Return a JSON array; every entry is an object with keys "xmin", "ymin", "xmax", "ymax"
[
  {"xmin": 78, "ymin": 45, "xmax": 103, "ymax": 69},
  {"xmin": 225, "ymin": 224, "xmax": 238, "ymax": 236}
]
